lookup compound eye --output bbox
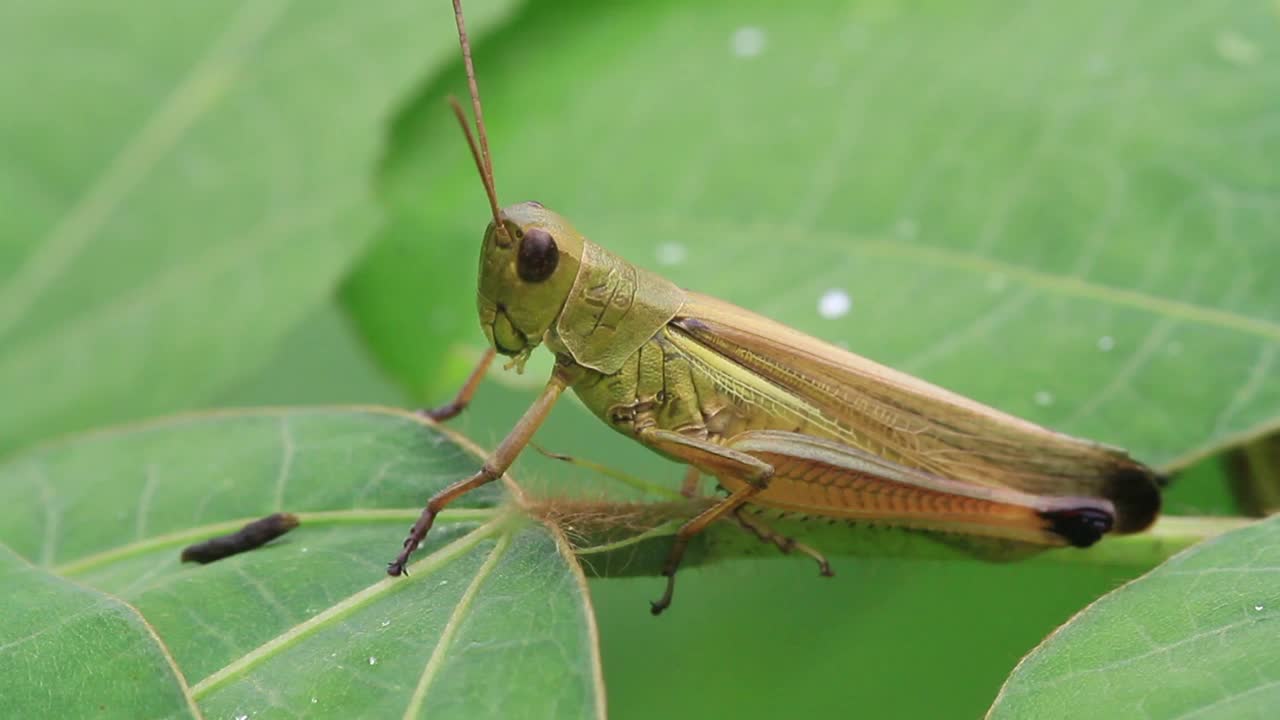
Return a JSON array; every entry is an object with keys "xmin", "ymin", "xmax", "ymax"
[{"xmin": 517, "ymin": 227, "xmax": 559, "ymax": 283}]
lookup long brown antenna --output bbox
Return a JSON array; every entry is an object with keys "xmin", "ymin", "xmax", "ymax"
[
  {"xmin": 449, "ymin": 97, "xmax": 490, "ymax": 208},
  {"xmin": 452, "ymin": 0, "xmax": 510, "ymax": 245}
]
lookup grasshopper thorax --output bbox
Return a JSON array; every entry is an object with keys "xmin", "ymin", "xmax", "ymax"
[{"xmin": 477, "ymin": 201, "xmax": 585, "ymax": 365}]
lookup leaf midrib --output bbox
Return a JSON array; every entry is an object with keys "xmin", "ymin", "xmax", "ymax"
[{"xmin": 403, "ymin": 530, "xmax": 512, "ymax": 718}]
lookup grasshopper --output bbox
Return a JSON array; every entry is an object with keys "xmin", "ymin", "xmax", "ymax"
[{"xmin": 388, "ymin": 0, "xmax": 1163, "ymax": 614}]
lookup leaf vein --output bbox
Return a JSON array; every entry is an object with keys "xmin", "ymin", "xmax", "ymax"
[
  {"xmin": 188, "ymin": 515, "xmax": 505, "ymax": 699},
  {"xmin": 0, "ymin": 0, "xmax": 293, "ymax": 340},
  {"xmin": 402, "ymin": 531, "xmax": 511, "ymax": 719}
]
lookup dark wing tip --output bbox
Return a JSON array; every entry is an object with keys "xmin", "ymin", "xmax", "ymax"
[
  {"xmin": 1102, "ymin": 464, "xmax": 1163, "ymax": 533},
  {"xmin": 1042, "ymin": 463, "xmax": 1161, "ymax": 546},
  {"xmin": 1040, "ymin": 506, "xmax": 1113, "ymax": 548}
]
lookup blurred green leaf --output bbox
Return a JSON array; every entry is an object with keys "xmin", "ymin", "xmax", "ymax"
[
  {"xmin": 216, "ymin": 303, "xmax": 409, "ymax": 408},
  {"xmin": 339, "ymin": 2, "xmax": 1280, "ymax": 717},
  {"xmin": 0, "ymin": 0, "xmax": 517, "ymax": 455},
  {"xmin": 989, "ymin": 514, "xmax": 1280, "ymax": 719},
  {"xmin": 347, "ymin": 0, "xmax": 1280, "ymax": 468},
  {"xmin": 0, "ymin": 543, "xmax": 198, "ymax": 718},
  {"xmin": 0, "ymin": 408, "xmax": 604, "ymax": 719}
]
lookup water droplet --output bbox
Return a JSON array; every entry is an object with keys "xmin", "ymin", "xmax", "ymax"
[
  {"xmin": 655, "ymin": 242, "xmax": 687, "ymax": 266},
  {"xmin": 1254, "ymin": 604, "xmax": 1265, "ymax": 612},
  {"xmin": 1033, "ymin": 391, "xmax": 1055, "ymax": 407},
  {"xmin": 368, "ymin": 656, "xmax": 378, "ymax": 665},
  {"xmin": 985, "ymin": 273, "xmax": 1008, "ymax": 293},
  {"xmin": 1097, "ymin": 335, "xmax": 1115, "ymax": 352},
  {"xmin": 731, "ymin": 26, "xmax": 766, "ymax": 58},
  {"xmin": 1216, "ymin": 30, "xmax": 1260, "ymax": 66},
  {"xmin": 818, "ymin": 289, "xmax": 852, "ymax": 319}
]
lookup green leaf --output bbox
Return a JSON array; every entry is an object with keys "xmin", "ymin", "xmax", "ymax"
[
  {"xmin": 988, "ymin": 515, "xmax": 1280, "ymax": 719},
  {"xmin": 345, "ymin": 0, "xmax": 1280, "ymax": 467},
  {"xmin": 0, "ymin": 543, "xmax": 199, "ymax": 718},
  {"xmin": 0, "ymin": 408, "xmax": 604, "ymax": 719},
  {"xmin": 337, "ymin": 3, "xmax": 1279, "ymax": 713},
  {"xmin": 0, "ymin": 0, "xmax": 518, "ymax": 455}
]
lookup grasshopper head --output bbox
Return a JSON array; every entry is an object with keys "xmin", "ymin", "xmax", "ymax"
[{"xmin": 476, "ymin": 201, "xmax": 585, "ymax": 367}]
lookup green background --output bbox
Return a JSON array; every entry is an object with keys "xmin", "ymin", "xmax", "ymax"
[{"xmin": 3, "ymin": 0, "xmax": 1278, "ymax": 717}]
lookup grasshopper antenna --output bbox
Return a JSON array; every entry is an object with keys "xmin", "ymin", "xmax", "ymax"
[{"xmin": 451, "ymin": 0, "xmax": 511, "ymax": 246}]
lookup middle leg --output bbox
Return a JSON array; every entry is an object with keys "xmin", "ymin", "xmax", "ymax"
[{"xmin": 636, "ymin": 428, "xmax": 775, "ymax": 614}]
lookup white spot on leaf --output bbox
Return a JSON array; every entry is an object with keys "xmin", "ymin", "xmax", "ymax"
[
  {"xmin": 818, "ymin": 289, "xmax": 852, "ymax": 319},
  {"xmin": 655, "ymin": 242, "xmax": 687, "ymax": 266},
  {"xmin": 1097, "ymin": 335, "xmax": 1115, "ymax": 352},
  {"xmin": 1216, "ymin": 30, "xmax": 1260, "ymax": 66},
  {"xmin": 731, "ymin": 26, "xmax": 766, "ymax": 58},
  {"xmin": 1034, "ymin": 391, "xmax": 1055, "ymax": 407}
]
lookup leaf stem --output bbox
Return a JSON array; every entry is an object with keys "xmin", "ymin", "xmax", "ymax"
[{"xmin": 1047, "ymin": 515, "xmax": 1257, "ymax": 567}]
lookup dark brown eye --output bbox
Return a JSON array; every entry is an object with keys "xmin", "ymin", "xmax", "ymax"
[{"xmin": 517, "ymin": 228, "xmax": 559, "ymax": 283}]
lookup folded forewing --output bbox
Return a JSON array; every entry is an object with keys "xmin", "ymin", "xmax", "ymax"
[
  {"xmin": 673, "ymin": 292, "xmax": 1159, "ymax": 533},
  {"xmin": 722, "ymin": 430, "xmax": 1115, "ymax": 547}
]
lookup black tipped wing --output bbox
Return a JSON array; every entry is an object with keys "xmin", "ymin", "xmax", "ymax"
[{"xmin": 674, "ymin": 292, "xmax": 1161, "ymax": 534}]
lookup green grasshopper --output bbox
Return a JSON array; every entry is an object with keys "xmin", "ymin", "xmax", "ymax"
[{"xmin": 388, "ymin": 0, "xmax": 1163, "ymax": 614}]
